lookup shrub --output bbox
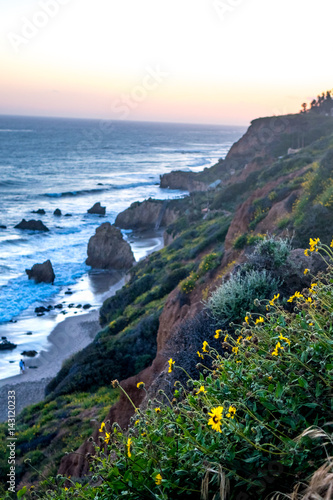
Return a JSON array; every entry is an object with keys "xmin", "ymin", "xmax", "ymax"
[
  {"xmin": 206, "ymin": 269, "xmax": 279, "ymax": 325},
  {"xmin": 180, "ymin": 272, "xmax": 199, "ymax": 294},
  {"xmin": 251, "ymin": 234, "xmax": 293, "ymax": 268},
  {"xmin": 38, "ymin": 242, "xmax": 333, "ymax": 500},
  {"xmin": 233, "ymin": 233, "xmax": 248, "ymax": 249},
  {"xmin": 198, "ymin": 252, "xmax": 221, "ymax": 275}
]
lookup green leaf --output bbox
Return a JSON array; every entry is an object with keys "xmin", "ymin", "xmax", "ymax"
[
  {"xmin": 17, "ymin": 487, "xmax": 27, "ymax": 499},
  {"xmin": 298, "ymin": 377, "xmax": 308, "ymax": 388},
  {"xmin": 275, "ymin": 381, "xmax": 284, "ymax": 398}
]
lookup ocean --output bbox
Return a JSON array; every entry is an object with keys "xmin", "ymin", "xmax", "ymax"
[{"xmin": 0, "ymin": 115, "xmax": 246, "ymax": 378}]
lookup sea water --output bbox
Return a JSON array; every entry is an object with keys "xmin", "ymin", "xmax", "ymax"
[{"xmin": 0, "ymin": 115, "xmax": 246, "ymax": 377}]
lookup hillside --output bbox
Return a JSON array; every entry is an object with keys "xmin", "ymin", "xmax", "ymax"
[{"xmin": 1, "ymin": 109, "xmax": 333, "ymax": 499}]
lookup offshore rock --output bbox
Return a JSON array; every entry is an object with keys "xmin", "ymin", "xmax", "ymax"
[
  {"xmin": 53, "ymin": 209, "xmax": 62, "ymax": 216},
  {"xmin": 86, "ymin": 222, "xmax": 134, "ymax": 270},
  {"xmin": 15, "ymin": 219, "xmax": 49, "ymax": 231},
  {"xmin": 32, "ymin": 209, "xmax": 46, "ymax": 215},
  {"xmin": 26, "ymin": 260, "xmax": 55, "ymax": 284},
  {"xmin": 115, "ymin": 199, "xmax": 178, "ymax": 230},
  {"xmin": 87, "ymin": 202, "xmax": 106, "ymax": 215}
]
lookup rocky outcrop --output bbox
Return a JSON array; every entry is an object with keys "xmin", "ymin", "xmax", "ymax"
[
  {"xmin": 53, "ymin": 209, "xmax": 62, "ymax": 216},
  {"xmin": 32, "ymin": 209, "xmax": 46, "ymax": 215},
  {"xmin": 160, "ymin": 171, "xmax": 209, "ymax": 192},
  {"xmin": 15, "ymin": 219, "xmax": 49, "ymax": 231},
  {"xmin": 26, "ymin": 260, "xmax": 55, "ymax": 284},
  {"xmin": 86, "ymin": 223, "xmax": 134, "ymax": 270},
  {"xmin": 115, "ymin": 200, "xmax": 178, "ymax": 230},
  {"xmin": 87, "ymin": 202, "xmax": 106, "ymax": 215}
]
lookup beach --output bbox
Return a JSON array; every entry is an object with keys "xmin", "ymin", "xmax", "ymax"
[{"xmin": 0, "ymin": 232, "xmax": 164, "ymax": 422}]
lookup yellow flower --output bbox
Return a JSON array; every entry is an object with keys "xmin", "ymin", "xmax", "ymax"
[
  {"xmin": 197, "ymin": 351, "xmax": 204, "ymax": 359},
  {"xmin": 155, "ymin": 473, "xmax": 162, "ymax": 485},
  {"xmin": 236, "ymin": 335, "xmax": 243, "ymax": 344},
  {"xmin": 127, "ymin": 437, "xmax": 132, "ymax": 458},
  {"xmin": 245, "ymin": 316, "xmax": 250, "ymax": 324},
  {"xmin": 255, "ymin": 317, "xmax": 264, "ymax": 325},
  {"xmin": 155, "ymin": 407, "xmax": 161, "ymax": 413},
  {"xmin": 304, "ymin": 249, "xmax": 310, "ymax": 256},
  {"xmin": 310, "ymin": 283, "xmax": 317, "ymax": 291},
  {"xmin": 214, "ymin": 329, "xmax": 222, "ymax": 339},
  {"xmin": 245, "ymin": 335, "xmax": 253, "ymax": 341},
  {"xmin": 99, "ymin": 422, "xmax": 105, "ymax": 433},
  {"xmin": 287, "ymin": 291, "xmax": 303, "ymax": 303},
  {"xmin": 135, "ymin": 420, "xmax": 139, "ymax": 426},
  {"xmin": 306, "ymin": 297, "xmax": 313, "ymax": 303},
  {"xmin": 196, "ymin": 386, "xmax": 207, "ymax": 395},
  {"xmin": 208, "ymin": 406, "xmax": 223, "ymax": 433},
  {"xmin": 272, "ymin": 341, "xmax": 284, "ymax": 356},
  {"xmin": 269, "ymin": 294, "xmax": 280, "ymax": 306},
  {"xmin": 168, "ymin": 358, "xmax": 175, "ymax": 373},
  {"xmin": 309, "ymin": 322, "xmax": 314, "ymax": 326},
  {"xmin": 137, "ymin": 382, "xmax": 144, "ymax": 389},
  {"xmin": 141, "ymin": 432, "xmax": 147, "ymax": 437},
  {"xmin": 223, "ymin": 334, "xmax": 229, "ymax": 343},
  {"xmin": 279, "ymin": 333, "xmax": 291, "ymax": 346},
  {"xmin": 202, "ymin": 341, "xmax": 209, "ymax": 353},
  {"xmin": 232, "ymin": 346, "xmax": 239, "ymax": 355},
  {"xmin": 64, "ymin": 487, "xmax": 68, "ymax": 491},
  {"xmin": 330, "ymin": 239, "xmax": 333, "ymax": 248},
  {"xmin": 304, "ymin": 269, "xmax": 310, "ymax": 275},
  {"xmin": 105, "ymin": 432, "xmax": 110, "ymax": 444},
  {"xmin": 309, "ymin": 238, "xmax": 320, "ymax": 252},
  {"xmin": 226, "ymin": 405, "xmax": 236, "ymax": 419},
  {"xmin": 268, "ymin": 376, "xmax": 273, "ymax": 381}
]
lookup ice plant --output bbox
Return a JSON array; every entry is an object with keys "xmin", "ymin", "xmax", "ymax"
[
  {"xmin": 168, "ymin": 358, "xmax": 175, "ymax": 373},
  {"xmin": 208, "ymin": 406, "xmax": 223, "ymax": 433}
]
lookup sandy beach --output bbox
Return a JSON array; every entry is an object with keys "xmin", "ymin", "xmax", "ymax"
[{"xmin": 0, "ymin": 232, "xmax": 164, "ymax": 423}]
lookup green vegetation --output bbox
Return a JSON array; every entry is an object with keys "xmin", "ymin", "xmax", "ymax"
[
  {"xmin": 29, "ymin": 241, "xmax": 333, "ymax": 499},
  {"xmin": 0, "ymin": 387, "xmax": 118, "ymax": 498}
]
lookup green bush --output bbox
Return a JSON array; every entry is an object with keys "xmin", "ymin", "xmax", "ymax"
[
  {"xmin": 37, "ymin": 247, "xmax": 333, "ymax": 500},
  {"xmin": 206, "ymin": 269, "xmax": 279, "ymax": 325},
  {"xmin": 251, "ymin": 234, "xmax": 292, "ymax": 268}
]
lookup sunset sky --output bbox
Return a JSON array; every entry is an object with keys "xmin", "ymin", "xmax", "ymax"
[{"xmin": 1, "ymin": 0, "xmax": 332, "ymax": 125}]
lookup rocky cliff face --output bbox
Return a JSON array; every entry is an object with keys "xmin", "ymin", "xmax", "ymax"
[
  {"xmin": 86, "ymin": 222, "xmax": 135, "ymax": 270},
  {"xmin": 160, "ymin": 171, "xmax": 209, "ymax": 192},
  {"xmin": 115, "ymin": 199, "xmax": 179, "ymax": 230}
]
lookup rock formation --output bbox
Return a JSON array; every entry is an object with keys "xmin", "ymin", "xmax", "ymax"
[
  {"xmin": 32, "ymin": 209, "xmax": 46, "ymax": 215},
  {"xmin": 87, "ymin": 202, "xmax": 106, "ymax": 215},
  {"xmin": 53, "ymin": 209, "xmax": 62, "ymax": 216},
  {"xmin": 26, "ymin": 260, "xmax": 55, "ymax": 284},
  {"xmin": 160, "ymin": 171, "xmax": 209, "ymax": 192},
  {"xmin": 15, "ymin": 219, "xmax": 49, "ymax": 231},
  {"xmin": 86, "ymin": 222, "xmax": 134, "ymax": 270},
  {"xmin": 115, "ymin": 199, "xmax": 178, "ymax": 230}
]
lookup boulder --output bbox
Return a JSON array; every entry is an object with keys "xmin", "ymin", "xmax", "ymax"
[
  {"xmin": 53, "ymin": 209, "xmax": 62, "ymax": 216},
  {"xmin": 86, "ymin": 222, "xmax": 135, "ymax": 270},
  {"xmin": 0, "ymin": 225, "xmax": 7, "ymax": 229},
  {"xmin": 21, "ymin": 350, "xmax": 38, "ymax": 357},
  {"xmin": 87, "ymin": 202, "xmax": 106, "ymax": 215},
  {"xmin": 32, "ymin": 209, "xmax": 46, "ymax": 215},
  {"xmin": 26, "ymin": 260, "xmax": 55, "ymax": 284},
  {"xmin": 115, "ymin": 199, "xmax": 178, "ymax": 230},
  {"xmin": 15, "ymin": 219, "xmax": 49, "ymax": 231}
]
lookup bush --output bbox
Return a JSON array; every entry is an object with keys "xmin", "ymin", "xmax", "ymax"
[
  {"xmin": 250, "ymin": 234, "xmax": 292, "ymax": 268},
  {"xmin": 206, "ymin": 269, "xmax": 279, "ymax": 325},
  {"xmin": 39, "ymin": 243, "xmax": 333, "ymax": 500}
]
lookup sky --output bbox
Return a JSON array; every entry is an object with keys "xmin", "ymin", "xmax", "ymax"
[{"xmin": 0, "ymin": 0, "xmax": 332, "ymax": 125}]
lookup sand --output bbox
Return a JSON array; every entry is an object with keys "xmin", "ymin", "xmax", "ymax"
[{"xmin": 0, "ymin": 232, "xmax": 164, "ymax": 423}]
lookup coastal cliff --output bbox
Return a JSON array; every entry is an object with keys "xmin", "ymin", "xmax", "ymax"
[{"xmin": 4, "ymin": 110, "xmax": 333, "ymax": 497}]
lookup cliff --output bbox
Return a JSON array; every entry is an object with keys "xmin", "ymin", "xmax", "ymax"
[{"xmin": 6, "ymin": 110, "xmax": 333, "ymax": 495}]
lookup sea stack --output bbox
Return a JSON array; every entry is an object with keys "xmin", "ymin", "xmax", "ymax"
[
  {"xmin": 86, "ymin": 222, "xmax": 135, "ymax": 270},
  {"xmin": 87, "ymin": 202, "xmax": 106, "ymax": 215},
  {"xmin": 15, "ymin": 219, "xmax": 49, "ymax": 231},
  {"xmin": 26, "ymin": 260, "xmax": 55, "ymax": 284}
]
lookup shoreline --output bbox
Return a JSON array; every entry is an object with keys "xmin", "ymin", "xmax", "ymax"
[{"xmin": 0, "ymin": 232, "xmax": 164, "ymax": 422}]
